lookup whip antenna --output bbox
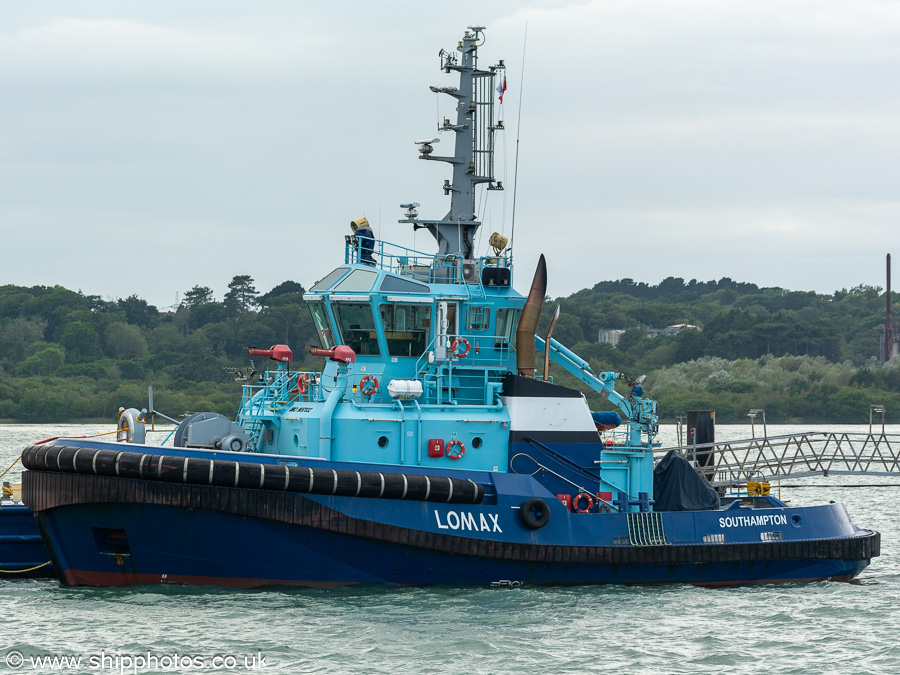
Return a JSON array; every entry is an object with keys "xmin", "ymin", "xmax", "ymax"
[{"xmin": 509, "ymin": 22, "xmax": 528, "ymax": 265}]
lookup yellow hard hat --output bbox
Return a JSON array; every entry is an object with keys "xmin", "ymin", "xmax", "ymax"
[{"xmin": 350, "ymin": 217, "xmax": 369, "ymax": 232}]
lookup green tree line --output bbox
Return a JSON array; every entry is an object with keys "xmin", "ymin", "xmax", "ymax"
[
  {"xmin": 0, "ymin": 276, "xmax": 316, "ymax": 422},
  {"xmin": 537, "ymin": 277, "xmax": 899, "ymax": 423},
  {"xmin": 0, "ymin": 274, "xmax": 897, "ymax": 423}
]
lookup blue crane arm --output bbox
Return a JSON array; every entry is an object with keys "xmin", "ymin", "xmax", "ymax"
[{"xmin": 534, "ymin": 336, "xmax": 658, "ymax": 444}]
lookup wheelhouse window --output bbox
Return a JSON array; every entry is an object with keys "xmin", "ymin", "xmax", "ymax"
[
  {"xmin": 307, "ymin": 302, "xmax": 335, "ymax": 349},
  {"xmin": 468, "ymin": 306, "xmax": 490, "ymax": 332},
  {"xmin": 334, "ymin": 269, "xmax": 378, "ymax": 292},
  {"xmin": 311, "ymin": 267, "xmax": 349, "ymax": 292},
  {"xmin": 380, "ymin": 303, "xmax": 432, "ymax": 357},
  {"xmin": 333, "ymin": 303, "xmax": 381, "ymax": 356},
  {"xmin": 495, "ymin": 308, "xmax": 520, "ymax": 348}
]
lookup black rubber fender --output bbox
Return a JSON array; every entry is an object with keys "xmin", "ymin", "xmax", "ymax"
[
  {"xmin": 21, "ymin": 443, "xmax": 485, "ymax": 504},
  {"xmin": 520, "ymin": 498, "xmax": 551, "ymax": 530}
]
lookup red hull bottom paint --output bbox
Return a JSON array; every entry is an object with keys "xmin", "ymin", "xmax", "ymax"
[
  {"xmin": 64, "ymin": 569, "xmax": 359, "ymax": 589},
  {"xmin": 689, "ymin": 572, "xmax": 861, "ymax": 587},
  {"xmin": 64, "ymin": 569, "xmax": 863, "ymax": 589}
]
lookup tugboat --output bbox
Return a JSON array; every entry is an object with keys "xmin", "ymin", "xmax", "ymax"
[
  {"xmin": 21, "ymin": 27, "xmax": 879, "ymax": 588},
  {"xmin": 0, "ymin": 481, "xmax": 52, "ymax": 578}
]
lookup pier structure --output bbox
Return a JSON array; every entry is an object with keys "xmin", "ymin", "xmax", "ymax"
[{"xmin": 661, "ymin": 427, "xmax": 900, "ymax": 487}]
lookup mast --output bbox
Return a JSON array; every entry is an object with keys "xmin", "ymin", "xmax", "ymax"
[{"xmin": 401, "ymin": 27, "xmax": 505, "ymax": 264}]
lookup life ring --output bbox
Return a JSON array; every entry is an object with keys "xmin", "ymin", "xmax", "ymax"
[
  {"xmin": 451, "ymin": 337, "xmax": 470, "ymax": 358},
  {"xmin": 520, "ymin": 498, "xmax": 551, "ymax": 529},
  {"xmin": 446, "ymin": 439, "xmax": 465, "ymax": 460},
  {"xmin": 360, "ymin": 375, "xmax": 379, "ymax": 396},
  {"xmin": 572, "ymin": 492, "xmax": 594, "ymax": 514},
  {"xmin": 291, "ymin": 374, "xmax": 309, "ymax": 395}
]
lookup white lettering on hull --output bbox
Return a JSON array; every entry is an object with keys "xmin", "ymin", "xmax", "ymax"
[
  {"xmin": 434, "ymin": 510, "xmax": 502, "ymax": 533},
  {"xmin": 718, "ymin": 514, "xmax": 788, "ymax": 528}
]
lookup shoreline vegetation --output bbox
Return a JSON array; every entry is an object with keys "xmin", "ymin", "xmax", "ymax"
[{"xmin": 1, "ymin": 276, "xmax": 897, "ymax": 425}]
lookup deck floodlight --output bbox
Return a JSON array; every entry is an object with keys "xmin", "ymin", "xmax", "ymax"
[{"xmin": 489, "ymin": 232, "xmax": 508, "ymax": 255}]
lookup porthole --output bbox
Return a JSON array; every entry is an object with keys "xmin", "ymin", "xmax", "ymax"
[
  {"xmin": 378, "ymin": 435, "xmax": 389, "ymax": 448},
  {"xmin": 791, "ymin": 515, "xmax": 803, "ymax": 528},
  {"xmin": 293, "ymin": 434, "xmax": 300, "ymax": 447},
  {"xmin": 472, "ymin": 436, "xmax": 483, "ymax": 449}
]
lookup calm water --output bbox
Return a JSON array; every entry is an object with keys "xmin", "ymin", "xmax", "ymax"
[{"xmin": 1, "ymin": 424, "xmax": 898, "ymax": 675}]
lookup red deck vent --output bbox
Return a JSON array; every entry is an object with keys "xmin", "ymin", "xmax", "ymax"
[{"xmin": 247, "ymin": 344, "xmax": 292, "ymax": 362}]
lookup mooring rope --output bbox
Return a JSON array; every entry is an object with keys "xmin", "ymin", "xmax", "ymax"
[{"xmin": 0, "ymin": 561, "xmax": 52, "ymax": 574}]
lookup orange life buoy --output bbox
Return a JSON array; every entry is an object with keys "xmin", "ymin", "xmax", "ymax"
[
  {"xmin": 360, "ymin": 375, "xmax": 379, "ymax": 396},
  {"xmin": 572, "ymin": 492, "xmax": 594, "ymax": 513},
  {"xmin": 292, "ymin": 374, "xmax": 309, "ymax": 395},
  {"xmin": 451, "ymin": 337, "xmax": 470, "ymax": 358},
  {"xmin": 446, "ymin": 439, "xmax": 465, "ymax": 460}
]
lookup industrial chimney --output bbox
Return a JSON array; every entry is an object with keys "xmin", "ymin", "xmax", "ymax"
[{"xmin": 887, "ymin": 254, "xmax": 894, "ymax": 363}]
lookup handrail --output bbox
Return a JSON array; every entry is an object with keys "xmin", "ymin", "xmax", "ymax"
[
  {"xmin": 662, "ymin": 431, "xmax": 900, "ymax": 486},
  {"xmin": 411, "ymin": 333, "xmax": 512, "ymax": 406},
  {"xmin": 240, "ymin": 368, "xmax": 322, "ymax": 412},
  {"xmin": 344, "ymin": 236, "xmax": 510, "ymax": 285}
]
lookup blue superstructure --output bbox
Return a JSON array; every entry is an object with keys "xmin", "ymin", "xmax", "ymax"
[{"xmin": 20, "ymin": 27, "xmax": 879, "ymax": 588}]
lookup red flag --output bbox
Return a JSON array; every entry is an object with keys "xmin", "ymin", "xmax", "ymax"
[{"xmin": 496, "ymin": 76, "xmax": 507, "ymax": 103}]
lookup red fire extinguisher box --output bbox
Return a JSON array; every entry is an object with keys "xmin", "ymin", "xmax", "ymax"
[{"xmin": 428, "ymin": 439, "xmax": 444, "ymax": 457}]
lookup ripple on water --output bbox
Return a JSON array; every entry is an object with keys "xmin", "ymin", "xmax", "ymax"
[{"xmin": 2, "ymin": 425, "xmax": 898, "ymax": 673}]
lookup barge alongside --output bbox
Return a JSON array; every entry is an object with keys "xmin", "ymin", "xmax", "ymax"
[
  {"xmin": 0, "ymin": 496, "xmax": 51, "ymax": 578},
  {"xmin": 19, "ymin": 27, "xmax": 879, "ymax": 588}
]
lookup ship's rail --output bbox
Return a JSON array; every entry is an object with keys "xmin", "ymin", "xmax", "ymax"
[
  {"xmin": 345, "ymin": 237, "xmax": 510, "ymax": 286},
  {"xmin": 414, "ymin": 333, "xmax": 512, "ymax": 406},
  {"xmin": 239, "ymin": 368, "xmax": 322, "ymax": 410},
  {"xmin": 657, "ymin": 432, "xmax": 900, "ymax": 487},
  {"xmin": 236, "ymin": 334, "xmax": 512, "ymax": 412}
]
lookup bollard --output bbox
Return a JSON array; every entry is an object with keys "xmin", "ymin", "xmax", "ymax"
[{"xmin": 687, "ymin": 410, "xmax": 715, "ymax": 482}]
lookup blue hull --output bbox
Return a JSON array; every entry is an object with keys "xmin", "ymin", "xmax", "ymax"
[
  {"xmin": 24, "ymin": 457, "xmax": 877, "ymax": 588},
  {"xmin": 37, "ymin": 503, "xmax": 871, "ymax": 588},
  {"xmin": 0, "ymin": 503, "xmax": 53, "ymax": 578}
]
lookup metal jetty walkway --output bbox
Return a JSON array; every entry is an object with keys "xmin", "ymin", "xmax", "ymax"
[{"xmin": 658, "ymin": 432, "xmax": 900, "ymax": 488}]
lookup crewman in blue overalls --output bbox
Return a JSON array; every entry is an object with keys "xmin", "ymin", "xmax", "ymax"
[{"xmin": 350, "ymin": 217, "xmax": 375, "ymax": 265}]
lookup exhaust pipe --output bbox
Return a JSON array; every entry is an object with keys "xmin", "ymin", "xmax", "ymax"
[
  {"xmin": 543, "ymin": 304, "xmax": 561, "ymax": 381},
  {"xmin": 516, "ymin": 254, "xmax": 547, "ymax": 377}
]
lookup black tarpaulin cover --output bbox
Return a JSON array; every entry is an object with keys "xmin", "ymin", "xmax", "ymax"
[{"xmin": 653, "ymin": 449, "xmax": 720, "ymax": 511}]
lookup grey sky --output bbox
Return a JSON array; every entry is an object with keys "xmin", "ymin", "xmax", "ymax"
[{"xmin": 1, "ymin": 1, "xmax": 898, "ymax": 309}]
